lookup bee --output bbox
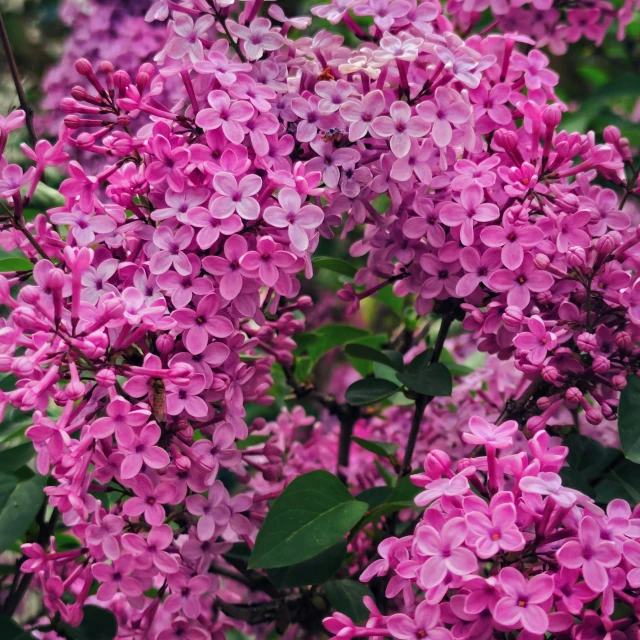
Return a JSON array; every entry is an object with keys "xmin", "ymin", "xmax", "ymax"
[
  {"xmin": 323, "ymin": 128, "xmax": 343, "ymax": 143},
  {"xmin": 317, "ymin": 67, "xmax": 335, "ymax": 81},
  {"xmin": 151, "ymin": 378, "xmax": 167, "ymax": 423}
]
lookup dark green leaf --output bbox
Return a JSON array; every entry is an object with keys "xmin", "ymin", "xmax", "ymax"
[
  {"xmin": 375, "ymin": 284, "xmax": 404, "ymax": 316},
  {"xmin": 0, "ymin": 257, "xmax": 33, "ymax": 273},
  {"xmin": 30, "ymin": 183, "xmax": 65, "ymax": 210},
  {"xmin": 352, "ymin": 437, "xmax": 399, "ymax": 460},
  {"xmin": 564, "ymin": 433, "xmax": 621, "ymax": 482},
  {"xmin": 324, "ymin": 580, "xmax": 374, "ymax": 623},
  {"xmin": 0, "ymin": 615, "xmax": 36, "ymax": 640},
  {"xmin": 267, "ymin": 541, "xmax": 347, "ymax": 589},
  {"xmin": 397, "ymin": 362, "xmax": 452, "ymax": 397},
  {"xmin": 312, "ymin": 256, "xmax": 358, "ymax": 278},
  {"xmin": 440, "ymin": 349, "xmax": 474, "ymax": 377},
  {"xmin": 306, "ymin": 324, "xmax": 370, "ymax": 365},
  {"xmin": 388, "ymin": 473, "xmax": 421, "ymax": 505},
  {"xmin": 236, "ymin": 435, "xmax": 271, "ymax": 450},
  {"xmin": 63, "ymin": 606, "xmax": 118, "ymax": 640},
  {"xmin": 249, "ymin": 471, "xmax": 368, "ymax": 569},
  {"xmin": 618, "ymin": 375, "xmax": 640, "ymax": 463},
  {"xmin": 0, "ymin": 474, "xmax": 46, "ymax": 555},
  {"xmin": 0, "ymin": 443, "xmax": 36, "ymax": 472},
  {"xmin": 344, "ymin": 345, "xmax": 402, "ymax": 372},
  {"xmin": 355, "ymin": 486, "xmax": 392, "ymax": 508},
  {"xmin": 345, "ymin": 378, "xmax": 400, "ymax": 406},
  {"xmin": 293, "ymin": 333, "xmax": 319, "ymax": 354}
]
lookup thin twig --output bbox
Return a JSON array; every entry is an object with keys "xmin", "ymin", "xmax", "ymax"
[{"xmin": 0, "ymin": 12, "xmax": 38, "ymax": 147}]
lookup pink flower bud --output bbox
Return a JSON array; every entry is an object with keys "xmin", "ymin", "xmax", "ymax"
[
  {"xmin": 533, "ymin": 253, "xmax": 550, "ymax": 270},
  {"xmin": 541, "ymin": 365, "xmax": 560, "ymax": 383},
  {"xmin": 168, "ymin": 363, "xmax": 194, "ymax": 382},
  {"xmin": 262, "ymin": 465, "xmax": 282, "ymax": 482},
  {"xmin": 113, "ymin": 70, "xmax": 131, "ymax": 90},
  {"xmin": 615, "ymin": 331, "xmax": 632, "ymax": 350},
  {"xmin": 565, "ymin": 387, "xmax": 583, "ymax": 404},
  {"xmin": 592, "ymin": 356, "xmax": 610, "ymax": 373},
  {"xmin": 12, "ymin": 357, "xmax": 35, "ymax": 377},
  {"xmin": 66, "ymin": 380, "xmax": 86, "ymax": 400},
  {"xmin": 19, "ymin": 286, "xmax": 40, "ymax": 305},
  {"xmin": 566, "ymin": 246, "xmax": 587, "ymax": 269},
  {"xmin": 542, "ymin": 105, "xmax": 562, "ymax": 128},
  {"xmin": 99, "ymin": 60, "xmax": 114, "ymax": 75},
  {"xmin": 577, "ymin": 332, "xmax": 597, "ymax": 353},
  {"xmin": 526, "ymin": 415, "xmax": 545, "ymax": 433},
  {"xmin": 96, "ymin": 369, "xmax": 116, "ymax": 388},
  {"xmin": 585, "ymin": 407, "xmax": 603, "ymax": 425},
  {"xmin": 136, "ymin": 72, "xmax": 151, "ymax": 92},
  {"xmin": 75, "ymin": 58, "xmax": 93, "ymax": 76},
  {"xmin": 156, "ymin": 334, "xmax": 175, "ymax": 354},
  {"xmin": 424, "ymin": 450, "xmax": 451, "ymax": 478},
  {"xmin": 612, "ymin": 374, "xmax": 627, "ymax": 390},
  {"xmin": 63, "ymin": 115, "xmax": 82, "ymax": 129},
  {"xmin": 503, "ymin": 306, "xmax": 524, "ymax": 331},
  {"xmin": 596, "ymin": 233, "xmax": 620, "ymax": 256},
  {"xmin": 537, "ymin": 396, "xmax": 551, "ymax": 410},
  {"xmin": 175, "ymin": 456, "xmax": 191, "ymax": 471},
  {"xmin": 47, "ymin": 268, "xmax": 66, "ymax": 293}
]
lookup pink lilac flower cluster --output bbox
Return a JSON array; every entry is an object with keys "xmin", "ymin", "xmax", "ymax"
[
  {"xmin": 40, "ymin": 0, "xmax": 167, "ymax": 136},
  {"xmin": 325, "ymin": 416, "xmax": 640, "ymax": 640},
  {"xmin": 0, "ymin": 0, "xmax": 638, "ymax": 637}
]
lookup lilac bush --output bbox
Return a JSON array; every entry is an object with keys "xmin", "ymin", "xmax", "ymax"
[{"xmin": 0, "ymin": 0, "xmax": 639, "ymax": 639}]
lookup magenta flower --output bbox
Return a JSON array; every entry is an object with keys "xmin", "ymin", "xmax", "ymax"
[
  {"xmin": 494, "ymin": 567, "xmax": 553, "ymax": 634},
  {"xmin": 92, "ymin": 555, "xmax": 143, "ymax": 601},
  {"xmin": 480, "ymin": 221, "xmax": 544, "ymax": 270},
  {"xmin": 149, "ymin": 225, "xmax": 194, "ymax": 276},
  {"xmin": 239, "ymin": 236, "xmax": 297, "ymax": 287},
  {"xmin": 557, "ymin": 517, "xmax": 621, "ymax": 592},
  {"xmin": 622, "ymin": 540, "xmax": 640, "ymax": 588},
  {"xmin": 119, "ymin": 423, "xmax": 171, "ymax": 479},
  {"xmin": 185, "ymin": 480, "xmax": 231, "ymax": 541},
  {"xmin": 470, "ymin": 82, "xmax": 512, "ymax": 126},
  {"xmin": 81, "ymin": 259, "xmax": 119, "ymax": 304},
  {"xmin": 419, "ymin": 255, "xmax": 461, "ymax": 299},
  {"xmin": 145, "ymin": 136, "xmax": 190, "ymax": 192},
  {"xmin": 203, "ymin": 235, "xmax": 251, "ymax": 300},
  {"xmin": 164, "ymin": 573, "xmax": 211, "ymax": 619},
  {"xmin": 263, "ymin": 188, "xmax": 324, "ymax": 251},
  {"xmin": 57, "ymin": 161, "xmax": 98, "ymax": 210},
  {"xmin": 157, "ymin": 255, "xmax": 213, "ymax": 308},
  {"xmin": 172, "ymin": 293, "xmax": 234, "ymax": 354},
  {"xmin": 489, "ymin": 254, "xmax": 554, "ymax": 308},
  {"xmin": 553, "ymin": 568, "xmax": 597, "ymax": 614},
  {"xmin": 0, "ymin": 163, "xmax": 36, "ymax": 198},
  {"xmin": 340, "ymin": 90, "xmax": 386, "ymax": 141},
  {"xmin": 291, "ymin": 96, "xmax": 328, "ymax": 142},
  {"xmin": 465, "ymin": 501, "xmax": 525, "ymax": 558},
  {"xmin": 121, "ymin": 474, "xmax": 176, "ymax": 525},
  {"xmin": 513, "ymin": 315, "xmax": 558, "ymax": 364},
  {"xmin": 511, "ymin": 50, "xmax": 559, "ymax": 90},
  {"xmin": 165, "ymin": 14, "xmax": 214, "ymax": 62},
  {"xmin": 353, "ymin": 0, "xmax": 412, "ymax": 31},
  {"xmin": 211, "ymin": 172, "xmax": 262, "ymax": 220},
  {"xmin": 414, "ymin": 471, "xmax": 471, "ymax": 507},
  {"xmin": 451, "ymin": 156, "xmax": 500, "ymax": 191},
  {"xmin": 556, "ymin": 210, "xmax": 591, "ymax": 252},
  {"xmin": 519, "ymin": 472, "xmax": 578, "ymax": 508},
  {"xmin": 151, "ymin": 188, "xmax": 210, "ymax": 223},
  {"xmin": 456, "ymin": 247, "xmax": 501, "ymax": 297},
  {"xmin": 416, "ymin": 87, "xmax": 471, "ymax": 148},
  {"xmin": 166, "ymin": 373, "xmax": 209, "ymax": 418},
  {"xmin": 193, "ymin": 50, "xmax": 250, "ymax": 86},
  {"xmin": 416, "ymin": 517, "xmax": 477, "ymax": 587},
  {"xmin": 227, "ymin": 18, "xmax": 284, "ymax": 60},
  {"xmin": 390, "ymin": 139, "xmax": 433, "ymax": 184},
  {"xmin": 86, "ymin": 513, "xmax": 124, "ymax": 561},
  {"xmin": 89, "ymin": 396, "xmax": 150, "ymax": 442},
  {"xmin": 122, "ymin": 525, "xmax": 179, "ymax": 574},
  {"xmin": 187, "ymin": 208, "xmax": 243, "ymax": 251},
  {"xmin": 388, "ymin": 601, "xmax": 453, "ymax": 640},
  {"xmin": 439, "ymin": 184, "xmax": 499, "ymax": 246},
  {"xmin": 462, "ymin": 416, "xmax": 518, "ymax": 449},
  {"xmin": 372, "ymin": 101, "xmax": 429, "ymax": 158},
  {"xmin": 195, "ymin": 91, "xmax": 254, "ymax": 144},
  {"xmin": 50, "ymin": 205, "xmax": 116, "ymax": 246}
]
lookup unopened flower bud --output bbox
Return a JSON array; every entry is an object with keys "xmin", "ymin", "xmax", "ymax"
[
  {"xmin": 541, "ymin": 365, "xmax": 560, "ymax": 384},
  {"xmin": 113, "ymin": 70, "xmax": 131, "ymax": 90},
  {"xmin": 12, "ymin": 357, "xmax": 34, "ymax": 377},
  {"xmin": 565, "ymin": 387, "xmax": 583, "ymax": 405},
  {"xmin": 615, "ymin": 331, "xmax": 632, "ymax": 350},
  {"xmin": 96, "ymin": 369, "xmax": 116, "ymax": 388},
  {"xmin": 612, "ymin": 374, "xmax": 627, "ymax": 391},
  {"xmin": 566, "ymin": 246, "xmax": 587, "ymax": 269},
  {"xmin": 168, "ymin": 363, "xmax": 193, "ymax": 382},
  {"xmin": 585, "ymin": 407, "xmax": 603, "ymax": 425},
  {"xmin": 66, "ymin": 380, "xmax": 86, "ymax": 400},
  {"xmin": 156, "ymin": 334, "xmax": 175, "ymax": 354},
  {"xmin": 526, "ymin": 415, "xmax": 545, "ymax": 433},
  {"xmin": 47, "ymin": 268, "xmax": 66, "ymax": 293},
  {"xmin": 503, "ymin": 306, "xmax": 524, "ymax": 331},
  {"xmin": 576, "ymin": 332, "xmax": 597, "ymax": 353},
  {"xmin": 424, "ymin": 450, "xmax": 451, "ymax": 478},
  {"xmin": 596, "ymin": 233, "xmax": 619, "ymax": 256},
  {"xmin": 542, "ymin": 105, "xmax": 562, "ymax": 128},
  {"xmin": 20, "ymin": 285, "xmax": 40, "ymax": 305},
  {"xmin": 592, "ymin": 356, "xmax": 610, "ymax": 373},
  {"xmin": 75, "ymin": 58, "xmax": 93, "ymax": 76},
  {"xmin": 175, "ymin": 456, "xmax": 191, "ymax": 471},
  {"xmin": 533, "ymin": 253, "xmax": 550, "ymax": 270},
  {"xmin": 537, "ymin": 396, "xmax": 552, "ymax": 411},
  {"xmin": 262, "ymin": 465, "xmax": 282, "ymax": 482}
]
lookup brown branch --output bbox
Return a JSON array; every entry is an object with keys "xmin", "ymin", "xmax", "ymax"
[{"xmin": 0, "ymin": 11, "xmax": 38, "ymax": 147}]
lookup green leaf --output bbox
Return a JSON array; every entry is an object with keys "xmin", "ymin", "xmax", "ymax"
[
  {"xmin": 374, "ymin": 284, "xmax": 404, "ymax": 316},
  {"xmin": 564, "ymin": 433, "xmax": 621, "ymax": 483},
  {"xmin": 0, "ymin": 443, "xmax": 36, "ymax": 472},
  {"xmin": 0, "ymin": 474, "xmax": 46, "ymax": 555},
  {"xmin": 440, "ymin": 349, "xmax": 474, "ymax": 377},
  {"xmin": 324, "ymin": 580, "xmax": 374, "ymax": 623},
  {"xmin": 249, "ymin": 471, "xmax": 368, "ymax": 569},
  {"xmin": 63, "ymin": 606, "xmax": 118, "ymax": 640},
  {"xmin": 344, "ymin": 336, "xmax": 389, "ymax": 376},
  {"xmin": 306, "ymin": 324, "xmax": 370, "ymax": 365},
  {"xmin": 0, "ymin": 257, "xmax": 33, "ymax": 273},
  {"xmin": 267, "ymin": 541, "xmax": 347, "ymax": 589},
  {"xmin": 236, "ymin": 435, "xmax": 270, "ymax": 450},
  {"xmin": 345, "ymin": 378, "xmax": 400, "ymax": 406},
  {"xmin": 30, "ymin": 182, "xmax": 65, "ymax": 210},
  {"xmin": 618, "ymin": 375, "xmax": 640, "ymax": 462},
  {"xmin": 312, "ymin": 256, "xmax": 358, "ymax": 278},
  {"xmin": 344, "ymin": 345, "xmax": 402, "ymax": 372},
  {"xmin": 355, "ymin": 486, "xmax": 393, "ymax": 508},
  {"xmin": 397, "ymin": 360, "xmax": 452, "ymax": 397},
  {"xmin": 352, "ymin": 437, "xmax": 399, "ymax": 460},
  {"xmin": 293, "ymin": 333, "xmax": 319, "ymax": 354},
  {"xmin": 388, "ymin": 473, "xmax": 421, "ymax": 505},
  {"xmin": 0, "ymin": 615, "xmax": 36, "ymax": 640}
]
